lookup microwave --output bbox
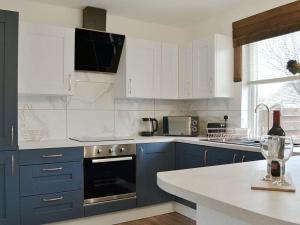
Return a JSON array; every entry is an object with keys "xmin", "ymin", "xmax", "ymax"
[{"xmin": 163, "ymin": 116, "xmax": 199, "ymax": 136}]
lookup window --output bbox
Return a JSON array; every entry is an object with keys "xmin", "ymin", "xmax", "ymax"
[{"xmin": 247, "ymin": 32, "xmax": 300, "ymax": 138}]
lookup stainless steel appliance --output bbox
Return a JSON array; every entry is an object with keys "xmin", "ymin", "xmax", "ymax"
[
  {"xmin": 84, "ymin": 144, "xmax": 136, "ymax": 205},
  {"xmin": 140, "ymin": 118, "xmax": 158, "ymax": 136},
  {"xmin": 163, "ymin": 116, "xmax": 199, "ymax": 136}
]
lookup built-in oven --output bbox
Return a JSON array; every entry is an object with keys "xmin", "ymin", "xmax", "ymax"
[{"xmin": 84, "ymin": 144, "xmax": 136, "ymax": 205}]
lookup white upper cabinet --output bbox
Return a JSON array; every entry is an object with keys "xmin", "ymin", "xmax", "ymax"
[
  {"xmin": 179, "ymin": 34, "xmax": 233, "ymax": 99},
  {"xmin": 155, "ymin": 43, "xmax": 179, "ymax": 99},
  {"xmin": 179, "ymin": 42, "xmax": 193, "ymax": 99},
  {"xmin": 18, "ymin": 22, "xmax": 74, "ymax": 95},
  {"xmin": 116, "ymin": 37, "xmax": 161, "ymax": 99},
  {"xmin": 115, "ymin": 38, "xmax": 179, "ymax": 99}
]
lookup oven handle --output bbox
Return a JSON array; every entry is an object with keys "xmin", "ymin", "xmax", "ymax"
[{"xmin": 92, "ymin": 156, "xmax": 133, "ymax": 164}]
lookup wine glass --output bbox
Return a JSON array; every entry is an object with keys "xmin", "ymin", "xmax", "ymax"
[
  {"xmin": 260, "ymin": 136, "xmax": 273, "ymax": 181},
  {"xmin": 260, "ymin": 135, "xmax": 293, "ymax": 185}
]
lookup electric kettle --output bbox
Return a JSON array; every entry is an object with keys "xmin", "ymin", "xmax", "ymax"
[{"xmin": 140, "ymin": 118, "xmax": 158, "ymax": 136}]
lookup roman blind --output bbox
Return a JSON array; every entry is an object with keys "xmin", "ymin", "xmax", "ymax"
[{"xmin": 232, "ymin": 1, "xmax": 300, "ymax": 82}]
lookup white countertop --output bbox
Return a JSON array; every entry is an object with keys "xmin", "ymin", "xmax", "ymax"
[
  {"xmin": 18, "ymin": 136, "xmax": 261, "ymax": 152},
  {"xmin": 18, "ymin": 136, "xmax": 300, "ymax": 155},
  {"xmin": 157, "ymin": 156, "xmax": 300, "ymax": 225}
]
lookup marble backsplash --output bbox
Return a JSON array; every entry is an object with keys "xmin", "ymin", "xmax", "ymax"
[{"xmin": 18, "ymin": 72, "xmax": 243, "ymax": 141}]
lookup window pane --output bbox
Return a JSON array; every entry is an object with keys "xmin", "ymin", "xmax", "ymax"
[
  {"xmin": 256, "ymin": 81, "xmax": 300, "ymax": 137},
  {"xmin": 249, "ymin": 31, "xmax": 300, "ymax": 81}
]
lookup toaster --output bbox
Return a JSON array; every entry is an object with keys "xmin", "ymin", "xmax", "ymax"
[{"xmin": 163, "ymin": 116, "xmax": 199, "ymax": 136}]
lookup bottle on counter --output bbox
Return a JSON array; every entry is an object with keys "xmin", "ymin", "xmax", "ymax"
[{"xmin": 268, "ymin": 110, "xmax": 285, "ymax": 177}]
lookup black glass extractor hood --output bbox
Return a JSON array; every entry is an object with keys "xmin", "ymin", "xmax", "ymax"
[{"xmin": 75, "ymin": 28, "xmax": 125, "ymax": 73}]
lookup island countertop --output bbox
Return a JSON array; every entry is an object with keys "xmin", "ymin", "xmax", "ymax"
[{"xmin": 157, "ymin": 156, "xmax": 300, "ymax": 225}]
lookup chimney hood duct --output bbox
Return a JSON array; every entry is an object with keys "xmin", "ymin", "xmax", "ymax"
[{"xmin": 83, "ymin": 7, "xmax": 107, "ymax": 31}]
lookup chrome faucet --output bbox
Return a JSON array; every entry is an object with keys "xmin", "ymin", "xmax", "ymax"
[{"xmin": 255, "ymin": 103, "xmax": 270, "ymax": 133}]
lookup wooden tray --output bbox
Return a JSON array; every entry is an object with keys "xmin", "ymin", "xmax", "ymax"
[{"xmin": 251, "ymin": 171, "xmax": 295, "ymax": 192}]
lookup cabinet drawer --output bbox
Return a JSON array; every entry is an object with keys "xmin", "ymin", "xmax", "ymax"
[
  {"xmin": 19, "ymin": 147, "xmax": 83, "ymax": 165},
  {"xmin": 21, "ymin": 190, "xmax": 83, "ymax": 225},
  {"xmin": 20, "ymin": 161, "xmax": 83, "ymax": 196}
]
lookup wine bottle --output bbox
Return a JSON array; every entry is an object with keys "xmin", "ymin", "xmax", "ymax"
[
  {"xmin": 268, "ymin": 110, "xmax": 285, "ymax": 177},
  {"xmin": 267, "ymin": 110, "xmax": 285, "ymax": 136}
]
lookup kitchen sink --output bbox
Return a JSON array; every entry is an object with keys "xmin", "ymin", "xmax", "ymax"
[{"xmin": 207, "ymin": 139, "xmax": 261, "ymax": 147}]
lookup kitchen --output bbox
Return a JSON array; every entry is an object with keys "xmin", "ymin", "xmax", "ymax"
[{"xmin": 0, "ymin": 0, "xmax": 300, "ymax": 225}]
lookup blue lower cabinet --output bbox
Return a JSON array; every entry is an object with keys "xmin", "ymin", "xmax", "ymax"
[
  {"xmin": 0, "ymin": 151, "xmax": 19, "ymax": 225},
  {"xmin": 21, "ymin": 190, "xmax": 83, "ymax": 225},
  {"xmin": 175, "ymin": 143, "xmax": 204, "ymax": 209},
  {"xmin": 137, "ymin": 143, "xmax": 175, "ymax": 207},
  {"xmin": 175, "ymin": 143, "xmax": 204, "ymax": 169},
  {"xmin": 84, "ymin": 197, "xmax": 137, "ymax": 217},
  {"xmin": 239, "ymin": 151, "xmax": 264, "ymax": 162},
  {"xmin": 20, "ymin": 161, "xmax": 83, "ymax": 196},
  {"xmin": 206, "ymin": 147, "xmax": 240, "ymax": 166}
]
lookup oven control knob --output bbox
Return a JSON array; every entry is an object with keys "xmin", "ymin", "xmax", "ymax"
[
  {"xmin": 120, "ymin": 147, "xmax": 125, "ymax": 153},
  {"xmin": 97, "ymin": 149, "xmax": 102, "ymax": 154},
  {"xmin": 109, "ymin": 148, "xmax": 114, "ymax": 153}
]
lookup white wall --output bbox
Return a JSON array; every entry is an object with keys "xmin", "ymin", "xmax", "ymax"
[
  {"xmin": 0, "ymin": 0, "xmax": 186, "ymax": 43},
  {"xmin": 185, "ymin": 0, "xmax": 296, "ymax": 39}
]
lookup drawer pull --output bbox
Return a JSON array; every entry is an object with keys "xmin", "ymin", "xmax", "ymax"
[
  {"xmin": 42, "ymin": 196, "xmax": 64, "ymax": 202},
  {"xmin": 42, "ymin": 154, "xmax": 63, "ymax": 158},
  {"xmin": 42, "ymin": 167, "xmax": 63, "ymax": 172}
]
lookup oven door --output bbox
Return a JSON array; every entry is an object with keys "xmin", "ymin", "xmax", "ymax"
[{"xmin": 84, "ymin": 155, "xmax": 136, "ymax": 205}]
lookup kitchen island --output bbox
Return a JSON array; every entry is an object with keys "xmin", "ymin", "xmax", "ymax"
[{"xmin": 157, "ymin": 156, "xmax": 300, "ymax": 225}]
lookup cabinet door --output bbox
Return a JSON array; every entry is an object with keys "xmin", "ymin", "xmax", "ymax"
[
  {"xmin": 19, "ymin": 22, "xmax": 74, "ymax": 95},
  {"xmin": 179, "ymin": 42, "xmax": 193, "ymax": 99},
  {"xmin": 136, "ymin": 143, "xmax": 175, "ymax": 207},
  {"xmin": 205, "ymin": 147, "xmax": 239, "ymax": 166},
  {"xmin": 214, "ymin": 34, "xmax": 233, "ymax": 98},
  {"xmin": 0, "ymin": 10, "xmax": 18, "ymax": 150},
  {"xmin": 0, "ymin": 152, "xmax": 19, "ymax": 225},
  {"xmin": 126, "ymin": 38, "xmax": 161, "ymax": 98},
  {"xmin": 192, "ymin": 39, "xmax": 214, "ymax": 98},
  {"xmin": 239, "ymin": 151, "xmax": 264, "ymax": 163},
  {"xmin": 175, "ymin": 143, "xmax": 203, "ymax": 209},
  {"xmin": 175, "ymin": 143, "xmax": 204, "ymax": 169},
  {"xmin": 156, "ymin": 43, "xmax": 178, "ymax": 99}
]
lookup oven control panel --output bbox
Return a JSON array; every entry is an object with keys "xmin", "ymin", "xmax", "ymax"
[{"xmin": 84, "ymin": 144, "xmax": 136, "ymax": 158}]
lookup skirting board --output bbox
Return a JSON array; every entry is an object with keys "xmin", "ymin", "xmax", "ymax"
[
  {"xmin": 174, "ymin": 202, "xmax": 196, "ymax": 220},
  {"xmin": 48, "ymin": 202, "xmax": 195, "ymax": 225}
]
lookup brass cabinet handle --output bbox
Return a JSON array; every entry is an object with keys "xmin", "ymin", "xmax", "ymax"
[
  {"xmin": 42, "ymin": 167, "xmax": 63, "ymax": 172},
  {"xmin": 204, "ymin": 150, "xmax": 208, "ymax": 167},
  {"xmin": 43, "ymin": 196, "xmax": 64, "ymax": 202},
  {"xmin": 232, "ymin": 154, "xmax": 237, "ymax": 163},
  {"xmin": 42, "ymin": 154, "xmax": 63, "ymax": 158}
]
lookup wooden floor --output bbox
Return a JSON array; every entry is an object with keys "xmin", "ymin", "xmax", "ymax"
[{"xmin": 116, "ymin": 212, "xmax": 196, "ymax": 225}]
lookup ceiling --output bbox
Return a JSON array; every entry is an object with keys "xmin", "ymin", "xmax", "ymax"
[{"xmin": 28, "ymin": 0, "xmax": 248, "ymax": 27}]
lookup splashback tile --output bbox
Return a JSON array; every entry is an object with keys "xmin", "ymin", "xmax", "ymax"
[
  {"xmin": 18, "ymin": 109, "xmax": 67, "ymax": 141},
  {"xmin": 18, "ymin": 96, "xmax": 67, "ymax": 110},
  {"xmin": 67, "ymin": 110, "xmax": 115, "ymax": 138},
  {"xmin": 115, "ymin": 110, "xmax": 155, "ymax": 137},
  {"xmin": 115, "ymin": 99, "xmax": 155, "ymax": 111},
  {"xmin": 67, "ymin": 81, "xmax": 115, "ymax": 110}
]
